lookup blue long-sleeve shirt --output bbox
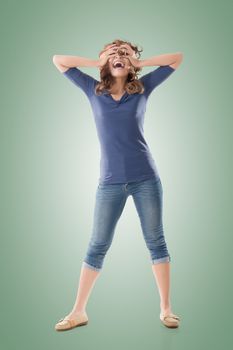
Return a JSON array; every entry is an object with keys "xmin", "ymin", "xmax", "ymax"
[{"xmin": 62, "ymin": 65, "xmax": 175, "ymax": 184}]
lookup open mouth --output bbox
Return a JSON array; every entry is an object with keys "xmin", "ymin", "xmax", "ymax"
[{"xmin": 112, "ymin": 60, "xmax": 125, "ymax": 69}]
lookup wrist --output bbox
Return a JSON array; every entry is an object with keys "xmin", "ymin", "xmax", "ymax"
[
  {"xmin": 94, "ymin": 59, "xmax": 101, "ymax": 67},
  {"xmin": 138, "ymin": 59, "xmax": 145, "ymax": 68}
]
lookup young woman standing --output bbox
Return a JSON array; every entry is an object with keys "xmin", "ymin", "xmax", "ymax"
[{"xmin": 53, "ymin": 39, "xmax": 183, "ymax": 331}]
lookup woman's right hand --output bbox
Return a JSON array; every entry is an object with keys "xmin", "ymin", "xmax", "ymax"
[{"xmin": 97, "ymin": 44, "xmax": 118, "ymax": 68}]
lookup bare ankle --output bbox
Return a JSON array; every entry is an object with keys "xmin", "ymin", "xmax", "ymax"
[
  {"xmin": 72, "ymin": 307, "xmax": 86, "ymax": 314},
  {"xmin": 160, "ymin": 303, "xmax": 171, "ymax": 311}
]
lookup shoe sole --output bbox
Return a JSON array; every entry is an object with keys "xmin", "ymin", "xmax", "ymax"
[
  {"xmin": 161, "ymin": 320, "xmax": 179, "ymax": 328},
  {"xmin": 55, "ymin": 320, "xmax": 88, "ymax": 331}
]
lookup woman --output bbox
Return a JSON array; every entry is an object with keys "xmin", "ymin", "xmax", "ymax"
[{"xmin": 53, "ymin": 39, "xmax": 183, "ymax": 331}]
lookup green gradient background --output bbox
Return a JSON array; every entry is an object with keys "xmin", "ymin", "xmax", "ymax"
[{"xmin": 1, "ymin": 0, "xmax": 232, "ymax": 349}]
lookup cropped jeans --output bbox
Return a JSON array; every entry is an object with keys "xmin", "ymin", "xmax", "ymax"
[{"xmin": 82, "ymin": 176, "xmax": 171, "ymax": 271}]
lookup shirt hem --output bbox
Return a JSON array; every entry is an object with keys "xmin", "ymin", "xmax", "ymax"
[{"xmin": 98, "ymin": 172, "xmax": 159, "ymax": 185}]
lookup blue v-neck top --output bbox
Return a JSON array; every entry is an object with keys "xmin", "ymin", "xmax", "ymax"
[{"xmin": 62, "ymin": 64, "xmax": 175, "ymax": 184}]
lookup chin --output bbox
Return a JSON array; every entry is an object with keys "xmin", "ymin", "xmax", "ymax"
[
  {"xmin": 111, "ymin": 69, "xmax": 128, "ymax": 77},
  {"xmin": 112, "ymin": 74, "xmax": 128, "ymax": 78}
]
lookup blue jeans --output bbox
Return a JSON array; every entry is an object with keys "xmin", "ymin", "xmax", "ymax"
[{"xmin": 82, "ymin": 177, "xmax": 171, "ymax": 271}]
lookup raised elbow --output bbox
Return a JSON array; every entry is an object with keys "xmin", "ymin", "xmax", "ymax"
[
  {"xmin": 177, "ymin": 52, "xmax": 184, "ymax": 62},
  {"xmin": 52, "ymin": 55, "xmax": 59, "ymax": 63}
]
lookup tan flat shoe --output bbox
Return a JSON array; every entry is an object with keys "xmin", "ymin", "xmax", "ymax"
[
  {"xmin": 160, "ymin": 313, "xmax": 180, "ymax": 328},
  {"xmin": 55, "ymin": 312, "xmax": 89, "ymax": 331}
]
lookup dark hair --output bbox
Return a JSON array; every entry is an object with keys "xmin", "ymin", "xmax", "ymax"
[{"xmin": 95, "ymin": 38, "xmax": 145, "ymax": 96}]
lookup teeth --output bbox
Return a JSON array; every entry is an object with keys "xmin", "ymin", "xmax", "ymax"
[{"xmin": 113, "ymin": 61, "xmax": 125, "ymax": 68}]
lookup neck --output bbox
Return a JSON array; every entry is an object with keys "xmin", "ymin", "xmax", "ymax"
[{"xmin": 109, "ymin": 76, "xmax": 127, "ymax": 94}]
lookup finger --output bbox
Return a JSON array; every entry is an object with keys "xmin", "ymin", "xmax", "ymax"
[
  {"xmin": 107, "ymin": 51, "xmax": 117, "ymax": 58},
  {"xmin": 101, "ymin": 49, "xmax": 116, "ymax": 60},
  {"xmin": 108, "ymin": 48, "xmax": 117, "ymax": 55},
  {"xmin": 120, "ymin": 44, "xmax": 132, "ymax": 52},
  {"xmin": 121, "ymin": 49, "xmax": 133, "ymax": 57},
  {"xmin": 109, "ymin": 48, "xmax": 117, "ymax": 54},
  {"xmin": 106, "ymin": 47, "xmax": 118, "ymax": 56},
  {"xmin": 100, "ymin": 45, "xmax": 117, "ymax": 55},
  {"xmin": 105, "ymin": 44, "xmax": 117, "ymax": 51},
  {"xmin": 121, "ymin": 45, "xmax": 135, "ymax": 56},
  {"xmin": 127, "ymin": 56, "xmax": 136, "ymax": 66},
  {"xmin": 120, "ymin": 45, "xmax": 130, "ymax": 50}
]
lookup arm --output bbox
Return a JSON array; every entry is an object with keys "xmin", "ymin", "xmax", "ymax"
[
  {"xmin": 52, "ymin": 55, "xmax": 100, "ymax": 98},
  {"xmin": 52, "ymin": 55, "xmax": 100, "ymax": 73},
  {"xmin": 52, "ymin": 47, "xmax": 118, "ymax": 97},
  {"xmin": 139, "ymin": 52, "xmax": 183, "ymax": 70},
  {"xmin": 136, "ymin": 52, "xmax": 183, "ymax": 98}
]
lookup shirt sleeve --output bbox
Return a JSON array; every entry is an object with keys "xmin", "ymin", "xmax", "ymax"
[
  {"xmin": 62, "ymin": 67, "xmax": 99, "ymax": 99},
  {"xmin": 139, "ymin": 65, "xmax": 175, "ymax": 98}
]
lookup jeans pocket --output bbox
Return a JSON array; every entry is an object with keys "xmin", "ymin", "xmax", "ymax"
[
  {"xmin": 140, "ymin": 177, "xmax": 162, "ymax": 195},
  {"xmin": 143, "ymin": 177, "xmax": 161, "ymax": 185}
]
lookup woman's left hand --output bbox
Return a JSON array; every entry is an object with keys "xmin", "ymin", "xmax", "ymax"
[
  {"xmin": 118, "ymin": 44, "xmax": 142, "ymax": 68},
  {"xmin": 126, "ymin": 55, "xmax": 142, "ymax": 68},
  {"xmin": 118, "ymin": 44, "xmax": 137, "ymax": 58}
]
